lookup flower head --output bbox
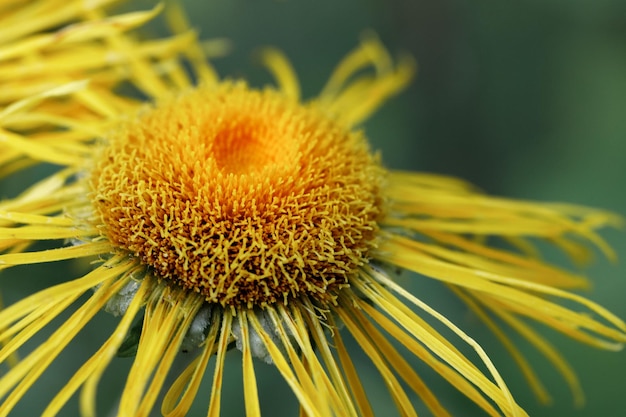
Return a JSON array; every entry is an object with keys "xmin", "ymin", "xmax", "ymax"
[
  {"xmin": 1, "ymin": 2, "xmax": 625, "ymax": 417},
  {"xmin": 90, "ymin": 81, "xmax": 383, "ymax": 308}
]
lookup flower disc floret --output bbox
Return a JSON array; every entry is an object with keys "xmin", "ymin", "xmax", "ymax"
[{"xmin": 90, "ymin": 82, "xmax": 384, "ymax": 307}]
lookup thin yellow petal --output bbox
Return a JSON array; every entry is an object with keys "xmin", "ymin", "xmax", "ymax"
[
  {"xmin": 164, "ymin": 1, "xmax": 221, "ymax": 85},
  {"xmin": 0, "ymin": 294, "xmax": 79, "ymax": 362},
  {"xmin": 0, "ymin": 295, "xmax": 18, "ymax": 369},
  {"xmin": 379, "ymin": 235, "xmax": 626, "ymax": 344},
  {"xmin": 115, "ymin": 284, "xmax": 202, "ymax": 416},
  {"xmin": 358, "ymin": 269, "xmax": 525, "ymax": 417},
  {"xmin": 0, "ymin": 4, "xmax": 163, "ymax": 61},
  {"xmin": 0, "ymin": 225, "xmax": 97, "ymax": 240},
  {"xmin": 162, "ymin": 317, "xmax": 219, "ymax": 417},
  {"xmin": 279, "ymin": 307, "xmax": 351, "ymax": 417},
  {"xmin": 488, "ymin": 298, "xmax": 586, "ymax": 406},
  {"xmin": 83, "ymin": 8, "xmax": 171, "ymax": 99},
  {"xmin": 420, "ymin": 230, "xmax": 588, "ymax": 289},
  {"xmin": 336, "ymin": 54, "xmax": 415, "ymax": 126},
  {"xmin": 0, "ymin": 211, "xmax": 75, "ymax": 226},
  {"xmin": 495, "ymin": 308, "xmax": 585, "ymax": 406},
  {"xmin": 300, "ymin": 301, "xmax": 364, "ymax": 417},
  {"xmin": 239, "ymin": 310, "xmax": 261, "ymax": 417},
  {"xmin": 0, "ymin": 0, "xmax": 120, "ymax": 44},
  {"xmin": 335, "ymin": 303, "xmax": 418, "ymax": 417},
  {"xmin": 0, "ymin": 80, "xmax": 88, "ymax": 121},
  {"xmin": 206, "ymin": 311, "xmax": 232, "ymax": 417},
  {"xmin": 136, "ymin": 292, "xmax": 203, "ymax": 416},
  {"xmin": 248, "ymin": 312, "xmax": 324, "ymax": 417},
  {"xmin": 0, "ymin": 129, "xmax": 84, "ymax": 167},
  {"xmin": 259, "ymin": 48, "xmax": 301, "ymax": 101},
  {"xmin": 450, "ymin": 286, "xmax": 552, "ymax": 405},
  {"xmin": 319, "ymin": 33, "xmax": 392, "ymax": 100},
  {"xmin": 1, "ymin": 167, "xmax": 78, "ymax": 206},
  {"xmin": 345, "ymin": 294, "xmax": 452, "ymax": 417},
  {"xmin": 326, "ymin": 314, "xmax": 375, "ymax": 417},
  {"xmin": 0, "ymin": 241, "xmax": 112, "ymax": 269},
  {"xmin": 46, "ymin": 274, "xmax": 147, "ymax": 417},
  {"xmin": 353, "ymin": 297, "xmax": 505, "ymax": 417},
  {"xmin": 265, "ymin": 308, "xmax": 331, "ymax": 416},
  {"xmin": 0, "ymin": 269, "xmax": 131, "ymax": 416},
  {"xmin": 0, "ymin": 255, "xmax": 132, "ymax": 337}
]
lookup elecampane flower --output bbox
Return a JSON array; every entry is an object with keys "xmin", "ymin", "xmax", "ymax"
[{"xmin": 1, "ymin": 2, "xmax": 625, "ymax": 417}]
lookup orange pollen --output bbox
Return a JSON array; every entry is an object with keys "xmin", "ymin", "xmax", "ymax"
[{"xmin": 90, "ymin": 81, "xmax": 385, "ymax": 307}]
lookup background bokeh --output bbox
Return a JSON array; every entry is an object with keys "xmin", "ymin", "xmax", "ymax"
[{"xmin": 2, "ymin": 0, "xmax": 625, "ymax": 416}]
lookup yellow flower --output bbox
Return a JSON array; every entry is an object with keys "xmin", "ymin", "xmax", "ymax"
[{"xmin": 1, "ymin": 2, "xmax": 625, "ymax": 417}]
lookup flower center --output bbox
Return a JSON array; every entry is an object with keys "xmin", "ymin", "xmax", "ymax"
[
  {"xmin": 90, "ymin": 82, "xmax": 384, "ymax": 307},
  {"xmin": 212, "ymin": 117, "xmax": 293, "ymax": 175}
]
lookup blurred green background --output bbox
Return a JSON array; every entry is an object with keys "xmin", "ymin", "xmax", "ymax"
[{"xmin": 2, "ymin": 0, "xmax": 626, "ymax": 416}]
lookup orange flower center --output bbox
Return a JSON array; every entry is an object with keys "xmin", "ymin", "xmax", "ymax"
[{"xmin": 90, "ymin": 82, "xmax": 384, "ymax": 307}]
